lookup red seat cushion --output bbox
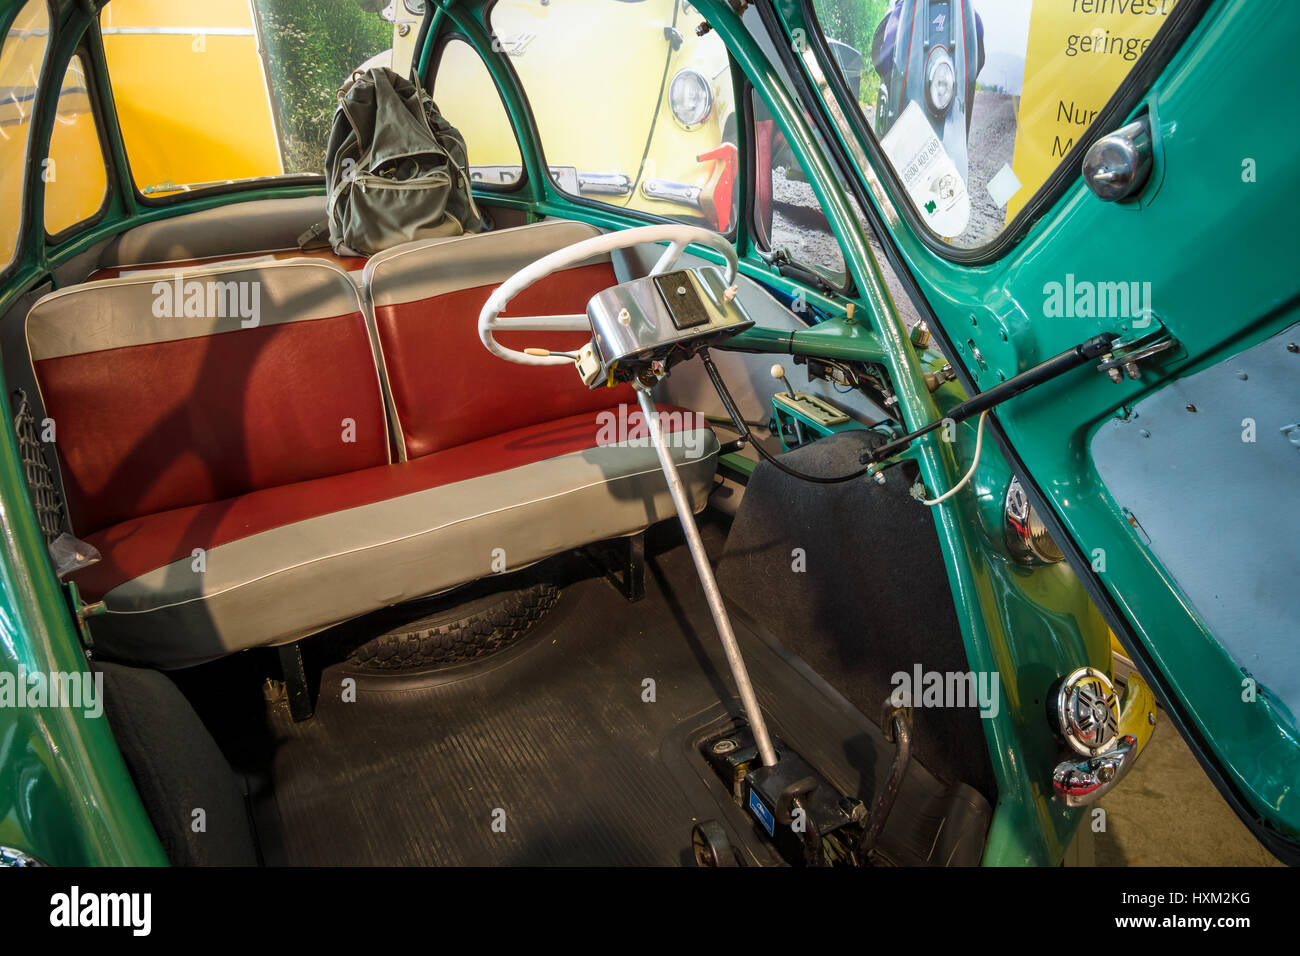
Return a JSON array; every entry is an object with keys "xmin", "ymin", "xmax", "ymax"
[
  {"xmin": 72, "ymin": 404, "xmax": 700, "ymax": 602},
  {"xmin": 27, "ymin": 260, "xmax": 388, "ymax": 536},
  {"xmin": 374, "ymin": 262, "xmax": 636, "ymax": 459}
]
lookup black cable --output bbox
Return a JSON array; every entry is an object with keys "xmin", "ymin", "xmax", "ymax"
[
  {"xmin": 699, "ymin": 350, "xmax": 875, "ymax": 485},
  {"xmin": 704, "ymin": 414, "xmax": 770, "ymax": 432}
]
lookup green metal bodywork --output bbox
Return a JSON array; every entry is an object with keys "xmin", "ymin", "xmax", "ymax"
[
  {"xmin": 1, "ymin": 0, "xmax": 1283, "ymax": 867},
  {"xmin": 771, "ymin": 0, "xmax": 1300, "ymax": 856}
]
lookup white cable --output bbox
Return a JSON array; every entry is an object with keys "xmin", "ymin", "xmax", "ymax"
[{"xmin": 917, "ymin": 411, "xmax": 989, "ymax": 507}]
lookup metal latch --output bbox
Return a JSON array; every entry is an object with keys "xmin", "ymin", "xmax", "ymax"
[{"xmin": 1096, "ymin": 326, "xmax": 1179, "ymax": 382}]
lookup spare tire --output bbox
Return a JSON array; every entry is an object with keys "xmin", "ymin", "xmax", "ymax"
[{"xmin": 347, "ymin": 578, "xmax": 559, "ymax": 672}]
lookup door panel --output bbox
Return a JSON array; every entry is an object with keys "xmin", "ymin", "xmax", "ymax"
[{"xmin": 790, "ymin": 0, "xmax": 1300, "ymax": 858}]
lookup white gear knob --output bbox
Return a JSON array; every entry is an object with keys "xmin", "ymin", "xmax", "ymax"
[{"xmin": 770, "ymin": 363, "xmax": 796, "ymax": 398}]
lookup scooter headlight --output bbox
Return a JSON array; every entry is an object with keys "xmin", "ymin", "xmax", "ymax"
[
  {"xmin": 669, "ymin": 69, "xmax": 713, "ymax": 130},
  {"xmin": 926, "ymin": 47, "xmax": 955, "ymax": 113},
  {"xmin": 1005, "ymin": 477, "xmax": 1064, "ymax": 565}
]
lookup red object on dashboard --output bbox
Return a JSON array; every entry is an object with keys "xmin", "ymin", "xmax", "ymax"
[{"xmin": 697, "ymin": 142, "xmax": 738, "ymax": 233}]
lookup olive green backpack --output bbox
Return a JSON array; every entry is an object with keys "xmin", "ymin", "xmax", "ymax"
[{"xmin": 301, "ymin": 67, "xmax": 482, "ymax": 256}]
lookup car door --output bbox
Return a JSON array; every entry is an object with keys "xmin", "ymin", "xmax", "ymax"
[{"xmin": 780, "ymin": 0, "xmax": 1300, "ymax": 862}]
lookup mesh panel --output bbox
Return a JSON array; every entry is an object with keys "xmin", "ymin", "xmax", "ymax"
[{"xmin": 12, "ymin": 389, "xmax": 67, "ymax": 544}]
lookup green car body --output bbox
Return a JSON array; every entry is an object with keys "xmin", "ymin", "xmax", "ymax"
[{"xmin": 0, "ymin": 0, "xmax": 1294, "ymax": 867}]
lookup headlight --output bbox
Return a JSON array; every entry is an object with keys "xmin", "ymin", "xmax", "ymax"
[
  {"xmin": 669, "ymin": 69, "xmax": 713, "ymax": 130},
  {"xmin": 926, "ymin": 47, "xmax": 955, "ymax": 113},
  {"xmin": 1005, "ymin": 477, "xmax": 1064, "ymax": 565},
  {"xmin": 403, "ymin": 0, "xmax": 426, "ymax": 14}
]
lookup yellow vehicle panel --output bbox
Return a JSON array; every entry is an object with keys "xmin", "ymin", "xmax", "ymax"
[{"xmin": 488, "ymin": 0, "xmax": 671, "ymax": 182}]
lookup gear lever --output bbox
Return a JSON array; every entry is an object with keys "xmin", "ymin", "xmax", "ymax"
[
  {"xmin": 770, "ymin": 362, "xmax": 797, "ymax": 399},
  {"xmin": 769, "ymin": 363, "xmax": 805, "ymax": 446}
]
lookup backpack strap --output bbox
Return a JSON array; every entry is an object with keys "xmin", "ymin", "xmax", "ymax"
[{"xmin": 297, "ymin": 220, "xmax": 331, "ymax": 250}]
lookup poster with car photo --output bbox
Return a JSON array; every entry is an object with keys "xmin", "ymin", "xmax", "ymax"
[{"xmin": 812, "ymin": 0, "xmax": 1179, "ymax": 246}]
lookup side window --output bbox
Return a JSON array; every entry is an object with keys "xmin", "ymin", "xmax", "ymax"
[
  {"xmin": 487, "ymin": 0, "xmax": 739, "ymax": 231},
  {"xmin": 388, "ymin": 1, "xmax": 427, "ymax": 79},
  {"xmin": 45, "ymin": 54, "xmax": 109, "ymax": 236},
  {"xmin": 811, "ymin": 0, "xmax": 1183, "ymax": 248},
  {"xmin": 752, "ymin": 90, "xmax": 847, "ymax": 283},
  {"xmin": 0, "ymin": 0, "xmax": 52, "ymax": 269},
  {"xmin": 431, "ymin": 38, "xmax": 522, "ymax": 188},
  {"xmin": 101, "ymin": 0, "xmax": 394, "ymax": 194}
]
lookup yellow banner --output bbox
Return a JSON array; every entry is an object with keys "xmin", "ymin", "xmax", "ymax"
[{"xmin": 1007, "ymin": 0, "xmax": 1178, "ymax": 219}]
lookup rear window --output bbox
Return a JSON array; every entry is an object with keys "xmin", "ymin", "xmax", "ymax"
[
  {"xmin": 100, "ymin": 0, "xmax": 397, "ymax": 195},
  {"xmin": 485, "ymin": 0, "xmax": 739, "ymax": 231},
  {"xmin": 0, "ymin": 0, "xmax": 52, "ymax": 269}
]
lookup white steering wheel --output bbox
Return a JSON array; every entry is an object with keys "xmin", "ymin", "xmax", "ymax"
[{"xmin": 477, "ymin": 224, "xmax": 738, "ymax": 367}]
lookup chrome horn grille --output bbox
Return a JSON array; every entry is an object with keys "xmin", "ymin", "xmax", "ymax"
[
  {"xmin": 1046, "ymin": 666, "xmax": 1157, "ymax": 807},
  {"xmin": 1051, "ymin": 667, "xmax": 1121, "ymax": 756}
]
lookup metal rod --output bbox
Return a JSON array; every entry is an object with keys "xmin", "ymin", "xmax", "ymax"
[
  {"xmin": 636, "ymin": 385, "xmax": 778, "ymax": 767},
  {"xmin": 858, "ymin": 710, "xmax": 912, "ymax": 859},
  {"xmin": 862, "ymin": 333, "xmax": 1117, "ymax": 464}
]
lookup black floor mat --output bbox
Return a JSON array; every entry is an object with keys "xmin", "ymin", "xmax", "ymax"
[
  {"xmin": 214, "ymin": 522, "xmax": 983, "ymax": 866},
  {"xmin": 716, "ymin": 431, "xmax": 997, "ymax": 801}
]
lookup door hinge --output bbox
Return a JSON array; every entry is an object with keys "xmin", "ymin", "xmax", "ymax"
[{"xmin": 1096, "ymin": 325, "xmax": 1179, "ymax": 382}]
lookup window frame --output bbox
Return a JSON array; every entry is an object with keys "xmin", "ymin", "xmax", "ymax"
[
  {"xmin": 0, "ymin": 0, "xmax": 57, "ymax": 280},
  {"xmin": 742, "ymin": 78, "xmax": 853, "ymax": 295},
  {"xmin": 43, "ymin": 45, "xmax": 115, "ymax": 245},
  {"xmin": 426, "ymin": 30, "xmax": 529, "ymax": 196},
  {"xmin": 793, "ymin": 0, "xmax": 1214, "ymax": 265}
]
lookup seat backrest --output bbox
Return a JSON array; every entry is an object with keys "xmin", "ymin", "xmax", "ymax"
[
  {"xmin": 27, "ymin": 259, "xmax": 389, "ymax": 536},
  {"xmin": 364, "ymin": 220, "xmax": 634, "ymax": 461}
]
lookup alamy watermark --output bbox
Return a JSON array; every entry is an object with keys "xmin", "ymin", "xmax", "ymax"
[
  {"xmin": 0, "ymin": 666, "xmax": 103, "ymax": 719},
  {"xmin": 1042, "ymin": 274, "xmax": 1153, "ymax": 325},
  {"xmin": 890, "ymin": 664, "xmax": 1001, "ymax": 719},
  {"xmin": 151, "ymin": 275, "xmax": 261, "ymax": 328},
  {"xmin": 595, "ymin": 405, "xmax": 710, "ymax": 458}
]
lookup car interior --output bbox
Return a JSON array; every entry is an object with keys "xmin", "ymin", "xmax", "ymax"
[{"xmin": 5, "ymin": 193, "xmax": 995, "ymax": 867}]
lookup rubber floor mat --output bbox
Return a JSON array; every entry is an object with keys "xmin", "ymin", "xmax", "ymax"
[{"xmin": 252, "ymin": 526, "xmax": 976, "ymax": 865}]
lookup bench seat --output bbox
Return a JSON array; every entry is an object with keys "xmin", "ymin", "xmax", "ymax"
[
  {"xmin": 25, "ymin": 220, "xmax": 717, "ymax": 667},
  {"xmin": 75, "ymin": 407, "xmax": 714, "ymax": 668}
]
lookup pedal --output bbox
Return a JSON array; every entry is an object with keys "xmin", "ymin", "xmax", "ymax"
[
  {"xmin": 691, "ymin": 820, "xmax": 741, "ymax": 867},
  {"xmin": 702, "ymin": 724, "xmax": 865, "ymax": 866}
]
